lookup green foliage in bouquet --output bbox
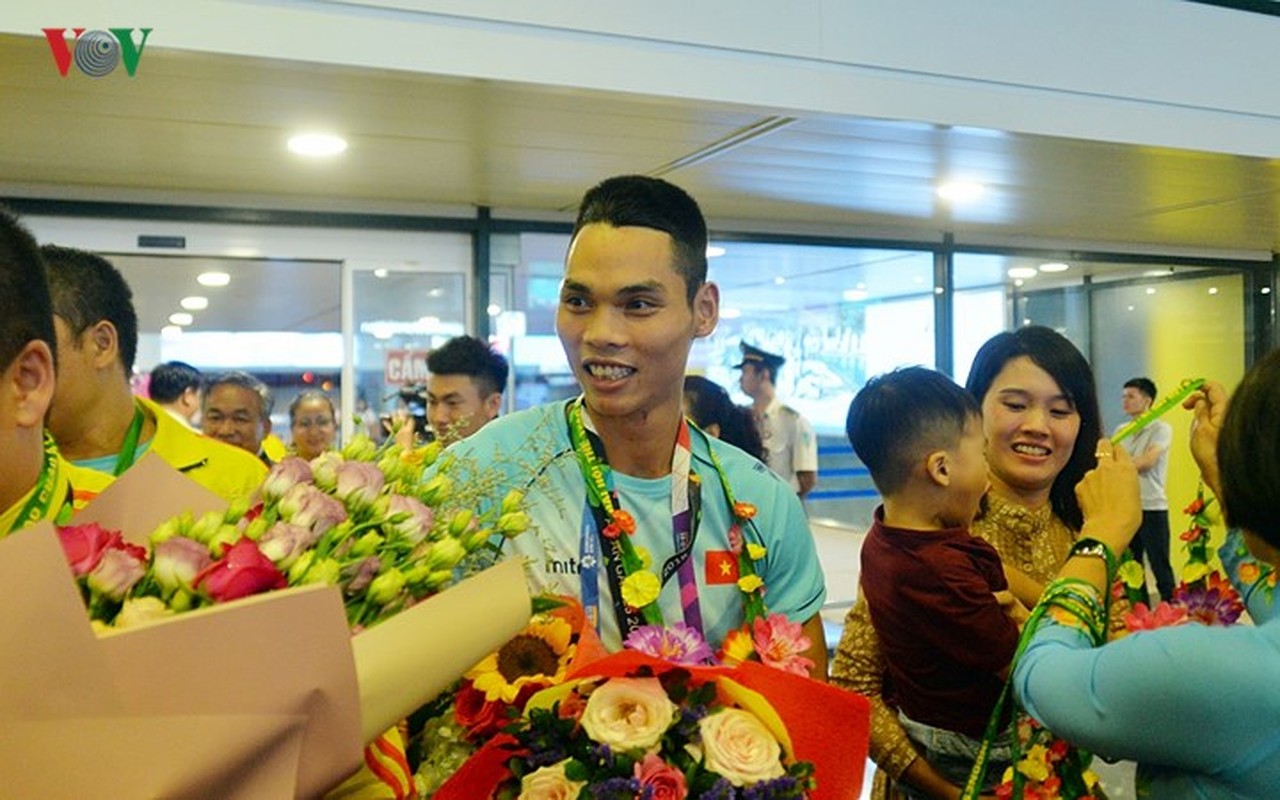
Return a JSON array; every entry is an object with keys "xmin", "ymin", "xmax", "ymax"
[{"xmin": 56, "ymin": 435, "xmax": 530, "ymax": 631}]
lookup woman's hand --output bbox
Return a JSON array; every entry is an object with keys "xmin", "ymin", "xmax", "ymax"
[
  {"xmin": 1183, "ymin": 380, "xmax": 1229, "ymax": 500},
  {"xmin": 1076, "ymin": 438, "xmax": 1142, "ymax": 556}
]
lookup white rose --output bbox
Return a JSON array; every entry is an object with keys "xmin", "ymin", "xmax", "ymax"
[
  {"xmin": 698, "ymin": 708, "xmax": 785, "ymax": 787},
  {"xmin": 580, "ymin": 677, "xmax": 677, "ymax": 752},
  {"xmin": 516, "ymin": 761, "xmax": 586, "ymax": 800}
]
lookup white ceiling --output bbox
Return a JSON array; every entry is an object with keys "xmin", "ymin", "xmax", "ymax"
[{"xmin": 2, "ymin": 32, "xmax": 1276, "ymax": 333}]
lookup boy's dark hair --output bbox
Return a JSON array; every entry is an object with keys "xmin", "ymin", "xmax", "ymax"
[
  {"xmin": 573, "ymin": 175, "xmax": 708, "ymax": 305},
  {"xmin": 1124, "ymin": 377, "xmax": 1157, "ymax": 401},
  {"xmin": 847, "ymin": 366, "xmax": 980, "ymax": 496},
  {"xmin": 1219, "ymin": 347, "xmax": 1280, "ymax": 547},
  {"xmin": 427, "ymin": 335, "xmax": 509, "ymax": 397},
  {"xmin": 149, "ymin": 361, "xmax": 202, "ymax": 403},
  {"xmin": 683, "ymin": 375, "xmax": 765, "ymax": 461},
  {"xmin": 41, "ymin": 244, "xmax": 139, "ymax": 374},
  {"xmin": 0, "ymin": 208, "xmax": 56, "ymax": 370},
  {"xmin": 965, "ymin": 326, "xmax": 1101, "ymax": 531}
]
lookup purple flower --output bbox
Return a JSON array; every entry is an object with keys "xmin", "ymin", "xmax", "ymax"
[
  {"xmin": 1174, "ymin": 582, "xmax": 1245, "ymax": 627},
  {"xmin": 624, "ymin": 622, "xmax": 715, "ymax": 665},
  {"xmin": 152, "ymin": 536, "xmax": 214, "ymax": 592},
  {"xmin": 386, "ymin": 494, "xmax": 434, "ymax": 543},
  {"xmin": 280, "ymin": 484, "xmax": 348, "ymax": 536},
  {"xmin": 344, "ymin": 555, "xmax": 382, "ymax": 594},
  {"xmin": 257, "ymin": 521, "xmax": 321, "ymax": 568},
  {"xmin": 86, "ymin": 547, "xmax": 147, "ymax": 600},
  {"xmin": 335, "ymin": 461, "xmax": 386, "ymax": 511},
  {"xmin": 261, "ymin": 457, "xmax": 312, "ymax": 503}
]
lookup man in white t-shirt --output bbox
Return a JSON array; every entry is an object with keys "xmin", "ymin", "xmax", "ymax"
[
  {"xmin": 1116, "ymin": 376, "xmax": 1175, "ymax": 600},
  {"xmin": 736, "ymin": 341, "xmax": 818, "ymax": 498}
]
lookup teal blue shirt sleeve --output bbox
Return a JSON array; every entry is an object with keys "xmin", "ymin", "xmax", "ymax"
[{"xmin": 1013, "ymin": 613, "xmax": 1280, "ymax": 796}]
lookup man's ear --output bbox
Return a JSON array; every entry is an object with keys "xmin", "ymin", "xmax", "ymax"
[
  {"xmin": 87, "ymin": 320, "xmax": 120, "ymax": 371},
  {"xmin": 692, "ymin": 282, "xmax": 719, "ymax": 339},
  {"xmin": 483, "ymin": 391, "xmax": 503, "ymax": 420},
  {"xmin": 9, "ymin": 340, "xmax": 56, "ymax": 429},
  {"xmin": 925, "ymin": 450, "xmax": 951, "ymax": 487}
]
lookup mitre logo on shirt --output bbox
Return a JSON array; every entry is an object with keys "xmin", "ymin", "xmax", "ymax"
[{"xmin": 704, "ymin": 550, "xmax": 739, "ymax": 585}]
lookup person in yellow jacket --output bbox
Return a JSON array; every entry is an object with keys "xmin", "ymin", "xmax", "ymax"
[
  {"xmin": 40, "ymin": 244, "xmax": 266, "ymax": 502},
  {"xmin": 0, "ymin": 209, "xmax": 111, "ymax": 536}
]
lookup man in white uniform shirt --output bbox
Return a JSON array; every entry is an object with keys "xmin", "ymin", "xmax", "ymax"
[
  {"xmin": 1116, "ymin": 376, "xmax": 1175, "ymax": 601},
  {"xmin": 736, "ymin": 341, "xmax": 818, "ymax": 498}
]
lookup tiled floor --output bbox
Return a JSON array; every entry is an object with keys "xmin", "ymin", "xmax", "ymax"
[{"xmin": 806, "ymin": 516, "xmax": 1136, "ymax": 799}]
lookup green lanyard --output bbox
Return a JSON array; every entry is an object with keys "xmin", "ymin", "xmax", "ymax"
[
  {"xmin": 113, "ymin": 405, "xmax": 145, "ymax": 476},
  {"xmin": 7, "ymin": 432, "xmax": 63, "ymax": 535}
]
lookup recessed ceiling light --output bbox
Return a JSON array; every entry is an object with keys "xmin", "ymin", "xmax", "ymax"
[
  {"xmin": 1263, "ymin": 287, "xmax": 1273, "ymax": 295},
  {"xmin": 1208, "ymin": 287, "xmax": 1219, "ymax": 295},
  {"xmin": 936, "ymin": 181, "xmax": 986, "ymax": 203},
  {"xmin": 287, "ymin": 132, "xmax": 348, "ymax": 158},
  {"xmin": 1146, "ymin": 287, "xmax": 1157, "ymax": 295},
  {"xmin": 1014, "ymin": 279, "xmax": 1024, "ymax": 287},
  {"xmin": 1127, "ymin": 305, "xmax": 1135, "ymax": 312},
  {"xmin": 197, "ymin": 271, "xmax": 230, "ymax": 287},
  {"xmin": 1038, "ymin": 262, "xmax": 1070, "ymax": 273},
  {"xmin": 774, "ymin": 276, "xmax": 786, "ymax": 285},
  {"xmin": 160, "ymin": 325, "xmax": 184, "ymax": 336},
  {"xmin": 180, "ymin": 296, "xmax": 209, "ymax": 310},
  {"xmin": 373, "ymin": 268, "xmax": 389, "ymax": 278},
  {"xmin": 842, "ymin": 288, "xmax": 868, "ymax": 301},
  {"xmin": 1008, "ymin": 267, "xmax": 1037, "ymax": 279},
  {"xmin": 706, "ymin": 245, "xmax": 726, "ymax": 258},
  {"xmin": 169, "ymin": 312, "xmax": 194, "ymax": 326},
  {"xmin": 720, "ymin": 307, "xmax": 742, "ymax": 319}
]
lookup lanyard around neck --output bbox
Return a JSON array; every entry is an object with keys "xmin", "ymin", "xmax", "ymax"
[
  {"xmin": 567, "ymin": 398, "xmax": 703, "ymax": 639},
  {"xmin": 113, "ymin": 404, "xmax": 145, "ymax": 477},
  {"xmin": 7, "ymin": 432, "xmax": 63, "ymax": 536}
]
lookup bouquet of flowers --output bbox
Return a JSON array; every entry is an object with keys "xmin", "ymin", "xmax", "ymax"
[
  {"xmin": 1117, "ymin": 488, "xmax": 1247, "ymax": 633},
  {"xmin": 55, "ymin": 435, "xmax": 530, "ymax": 631},
  {"xmin": 434, "ymin": 648, "xmax": 870, "ymax": 800},
  {"xmin": 414, "ymin": 597, "xmax": 605, "ymax": 796}
]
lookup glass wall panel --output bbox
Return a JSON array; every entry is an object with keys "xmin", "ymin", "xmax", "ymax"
[
  {"xmin": 348, "ymin": 261, "xmax": 469, "ymax": 445},
  {"xmin": 490, "ymin": 232, "xmax": 575, "ymax": 411}
]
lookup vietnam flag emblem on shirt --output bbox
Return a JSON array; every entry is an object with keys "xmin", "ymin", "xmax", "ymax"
[{"xmin": 705, "ymin": 550, "xmax": 740, "ymax": 585}]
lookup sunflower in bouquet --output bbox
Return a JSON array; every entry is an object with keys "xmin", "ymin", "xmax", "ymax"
[{"xmin": 414, "ymin": 597, "xmax": 596, "ymax": 796}]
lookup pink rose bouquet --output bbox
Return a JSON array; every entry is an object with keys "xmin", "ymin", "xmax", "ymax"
[{"xmin": 59, "ymin": 434, "xmax": 530, "ymax": 631}]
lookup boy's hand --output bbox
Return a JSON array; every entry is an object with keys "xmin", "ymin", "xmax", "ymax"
[{"xmin": 994, "ymin": 589, "xmax": 1030, "ymax": 629}]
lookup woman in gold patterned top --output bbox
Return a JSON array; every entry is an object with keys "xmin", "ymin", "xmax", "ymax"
[{"xmin": 831, "ymin": 327, "xmax": 1102, "ymax": 800}]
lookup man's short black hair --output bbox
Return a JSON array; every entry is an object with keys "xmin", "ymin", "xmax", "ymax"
[
  {"xmin": 1219, "ymin": 347, "xmax": 1280, "ymax": 547},
  {"xmin": 149, "ymin": 361, "xmax": 202, "ymax": 404},
  {"xmin": 572, "ymin": 175, "xmax": 708, "ymax": 305},
  {"xmin": 1124, "ymin": 377, "xmax": 1157, "ymax": 401},
  {"xmin": 41, "ymin": 245, "xmax": 139, "ymax": 374},
  {"xmin": 0, "ymin": 208, "xmax": 55, "ymax": 370},
  {"xmin": 847, "ymin": 366, "xmax": 981, "ymax": 497},
  {"xmin": 427, "ymin": 335, "xmax": 509, "ymax": 397}
]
